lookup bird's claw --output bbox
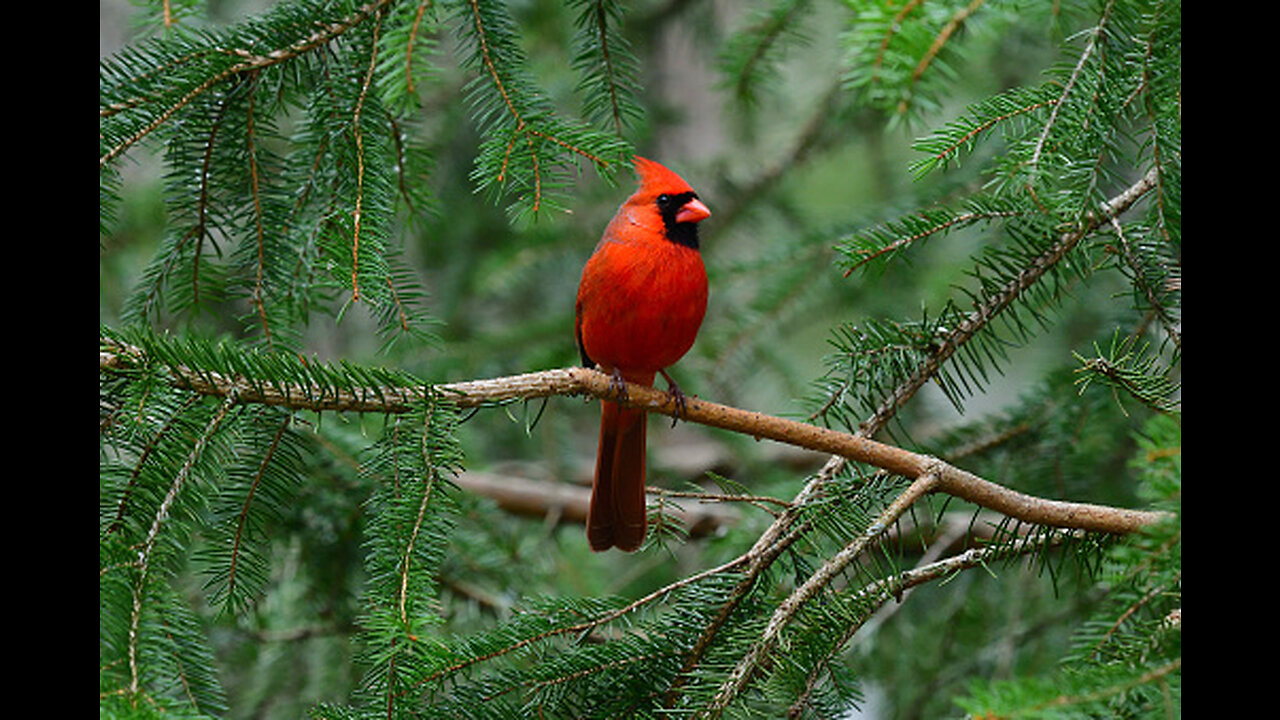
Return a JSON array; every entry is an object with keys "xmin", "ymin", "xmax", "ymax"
[
  {"xmin": 608, "ymin": 367, "xmax": 630, "ymax": 403},
  {"xmin": 660, "ymin": 370, "xmax": 688, "ymax": 427}
]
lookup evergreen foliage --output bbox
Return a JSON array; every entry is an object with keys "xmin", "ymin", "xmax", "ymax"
[{"xmin": 100, "ymin": 0, "xmax": 1180, "ymax": 718}]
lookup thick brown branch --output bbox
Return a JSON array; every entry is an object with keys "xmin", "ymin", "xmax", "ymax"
[{"xmin": 100, "ymin": 345, "xmax": 1168, "ymax": 536}]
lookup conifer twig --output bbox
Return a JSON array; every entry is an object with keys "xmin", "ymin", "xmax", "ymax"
[
  {"xmin": 404, "ymin": 553, "xmax": 751, "ymax": 692},
  {"xmin": 348, "ymin": 5, "xmax": 385, "ymax": 302},
  {"xmin": 99, "ymin": 0, "xmax": 397, "ymax": 169},
  {"xmin": 901, "ymin": 0, "xmax": 986, "ymax": 114},
  {"xmin": 664, "ymin": 164, "xmax": 1167, "ymax": 703},
  {"xmin": 708, "ymin": 483, "xmax": 1109, "ymax": 719},
  {"xmin": 705, "ymin": 473, "xmax": 941, "ymax": 716},
  {"xmin": 129, "ymin": 394, "xmax": 236, "ymax": 695},
  {"xmin": 860, "ymin": 164, "xmax": 1161, "ymax": 435}
]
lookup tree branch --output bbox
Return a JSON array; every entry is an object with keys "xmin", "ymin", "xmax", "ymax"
[
  {"xmin": 103, "ymin": 334, "xmax": 1166, "ymax": 700},
  {"xmin": 860, "ymin": 164, "xmax": 1162, "ymax": 436},
  {"xmin": 100, "ymin": 0, "xmax": 397, "ymax": 169},
  {"xmin": 705, "ymin": 473, "xmax": 942, "ymax": 716},
  {"xmin": 100, "ymin": 344, "xmax": 1169, "ymax": 536},
  {"xmin": 453, "ymin": 470, "xmax": 740, "ymax": 538}
]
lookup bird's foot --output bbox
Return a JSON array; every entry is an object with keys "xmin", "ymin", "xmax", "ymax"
[
  {"xmin": 660, "ymin": 369, "xmax": 688, "ymax": 427},
  {"xmin": 608, "ymin": 367, "xmax": 630, "ymax": 403}
]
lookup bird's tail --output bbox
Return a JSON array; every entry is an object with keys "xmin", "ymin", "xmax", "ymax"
[{"xmin": 587, "ymin": 399, "xmax": 648, "ymax": 552}]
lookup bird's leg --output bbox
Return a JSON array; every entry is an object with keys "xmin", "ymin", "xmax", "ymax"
[
  {"xmin": 659, "ymin": 369, "xmax": 687, "ymax": 426},
  {"xmin": 608, "ymin": 366, "xmax": 630, "ymax": 403}
]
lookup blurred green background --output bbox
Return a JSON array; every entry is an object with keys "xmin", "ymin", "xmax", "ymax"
[{"xmin": 100, "ymin": 2, "xmax": 1146, "ymax": 717}]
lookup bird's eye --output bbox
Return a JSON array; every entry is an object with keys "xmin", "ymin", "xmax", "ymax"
[{"xmin": 657, "ymin": 194, "xmax": 670, "ymax": 205}]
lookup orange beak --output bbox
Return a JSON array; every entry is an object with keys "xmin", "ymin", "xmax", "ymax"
[{"xmin": 676, "ymin": 197, "xmax": 711, "ymax": 224}]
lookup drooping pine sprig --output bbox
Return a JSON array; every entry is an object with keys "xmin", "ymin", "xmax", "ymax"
[
  {"xmin": 349, "ymin": 389, "xmax": 465, "ymax": 715},
  {"xmin": 449, "ymin": 0, "xmax": 631, "ymax": 218},
  {"xmin": 841, "ymin": 0, "xmax": 1024, "ymax": 122},
  {"xmin": 102, "ymin": 0, "xmax": 439, "ymax": 351},
  {"xmin": 956, "ymin": 415, "xmax": 1180, "ymax": 718},
  {"xmin": 570, "ymin": 0, "xmax": 645, "ymax": 136}
]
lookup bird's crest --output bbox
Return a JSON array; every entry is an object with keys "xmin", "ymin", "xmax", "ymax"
[{"xmin": 634, "ymin": 156, "xmax": 694, "ymax": 195}]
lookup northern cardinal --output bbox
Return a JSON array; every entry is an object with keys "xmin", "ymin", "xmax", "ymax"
[{"xmin": 575, "ymin": 157, "xmax": 712, "ymax": 552}]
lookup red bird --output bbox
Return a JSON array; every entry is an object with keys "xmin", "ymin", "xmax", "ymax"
[{"xmin": 575, "ymin": 157, "xmax": 711, "ymax": 552}]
